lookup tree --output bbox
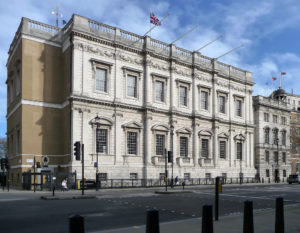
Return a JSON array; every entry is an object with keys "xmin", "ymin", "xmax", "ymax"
[{"xmin": 0, "ymin": 137, "xmax": 7, "ymax": 158}]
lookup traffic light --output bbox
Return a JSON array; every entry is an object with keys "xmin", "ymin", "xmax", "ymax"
[
  {"xmin": 167, "ymin": 151, "xmax": 173, "ymax": 163},
  {"xmin": 4, "ymin": 158, "xmax": 9, "ymax": 170},
  {"xmin": 74, "ymin": 141, "xmax": 81, "ymax": 160},
  {"xmin": 0, "ymin": 158, "xmax": 4, "ymax": 170}
]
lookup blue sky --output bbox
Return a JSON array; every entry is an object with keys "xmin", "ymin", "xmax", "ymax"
[{"xmin": 0, "ymin": 0, "xmax": 300, "ymax": 137}]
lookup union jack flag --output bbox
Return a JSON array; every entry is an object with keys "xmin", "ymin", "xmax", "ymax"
[{"xmin": 150, "ymin": 12, "xmax": 161, "ymax": 26}]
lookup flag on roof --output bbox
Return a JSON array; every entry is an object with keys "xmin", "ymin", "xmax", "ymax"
[
  {"xmin": 281, "ymin": 72, "xmax": 286, "ymax": 75},
  {"xmin": 272, "ymin": 77, "xmax": 277, "ymax": 81},
  {"xmin": 150, "ymin": 12, "xmax": 161, "ymax": 26}
]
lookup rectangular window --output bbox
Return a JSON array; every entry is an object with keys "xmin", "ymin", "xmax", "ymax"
[
  {"xmin": 201, "ymin": 139, "xmax": 209, "ymax": 158},
  {"xmin": 98, "ymin": 173, "xmax": 107, "ymax": 180},
  {"xmin": 264, "ymin": 113, "xmax": 269, "ymax": 122},
  {"xmin": 281, "ymin": 116, "xmax": 286, "ymax": 125},
  {"xmin": 274, "ymin": 152, "xmax": 278, "ymax": 163},
  {"xmin": 265, "ymin": 151, "xmax": 269, "ymax": 163},
  {"xmin": 155, "ymin": 81, "xmax": 164, "ymax": 102},
  {"xmin": 179, "ymin": 86, "xmax": 187, "ymax": 106},
  {"xmin": 159, "ymin": 173, "xmax": 165, "ymax": 180},
  {"xmin": 219, "ymin": 141, "xmax": 226, "ymax": 159},
  {"xmin": 236, "ymin": 100, "xmax": 242, "ymax": 117},
  {"xmin": 156, "ymin": 134, "xmax": 165, "ymax": 156},
  {"xmin": 127, "ymin": 75, "xmax": 137, "ymax": 98},
  {"xmin": 264, "ymin": 128, "xmax": 270, "ymax": 144},
  {"xmin": 273, "ymin": 115, "xmax": 278, "ymax": 123},
  {"xmin": 184, "ymin": 173, "xmax": 190, "ymax": 179},
  {"xmin": 266, "ymin": 169, "xmax": 270, "ymax": 177},
  {"xmin": 96, "ymin": 129, "xmax": 107, "ymax": 153},
  {"xmin": 219, "ymin": 96, "xmax": 225, "ymax": 113},
  {"xmin": 283, "ymin": 170, "xmax": 286, "ymax": 177},
  {"xmin": 282, "ymin": 131, "xmax": 286, "ymax": 146},
  {"xmin": 273, "ymin": 129, "xmax": 279, "ymax": 145},
  {"xmin": 222, "ymin": 173, "xmax": 227, "ymax": 179},
  {"xmin": 16, "ymin": 130, "xmax": 20, "ymax": 154},
  {"xmin": 201, "ymin": 91, "xmax": 208, "ymax": 110},
  {"xmin": 16, "ymin": 70, "xmax": 20, "ymax": 96},
  {"xmin": 237, "ymin": 142, "xmax": 242, "ymax": 160},
  {"xmin": 96, "ymin": 68, "xmax": 107, "ymax": 92},
  {"xmin": 282, "ymin": 152, "xmax": 286, "ymax": 163},
  {"xmin": 127, "ymin": 132, "xmax": 137, "ymax": 155},
  {"xmin": 130, "ymin": 173, "xmax": 138, "ymax": 179},
  {"xmin": 296, "ymin": 145, "xmax": 300, "ymax": 154},
  {"xmin": 180, "ymin": 137, "xmax": 188, "ymax": 157},
  {"xmin": 205, "ymin": 173, "xmax": 211, "ymax": 179},
  {"xmin": 296, "ymin": 128, "xmax": 300, "ymax": 136}
]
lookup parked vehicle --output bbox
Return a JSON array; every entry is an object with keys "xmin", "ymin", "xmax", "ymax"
[{"xmin": 287, "ymin": 174, "xmax": 300, "ymax": 184}]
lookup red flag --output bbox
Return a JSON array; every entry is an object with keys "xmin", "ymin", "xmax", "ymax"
[
  {"xmin": 281, "ymin": 72, "xmax": 286, "ymax": 75},
  {"xmin": 272, "ymin": 77, "xmax": 277, "ymax": 81}
]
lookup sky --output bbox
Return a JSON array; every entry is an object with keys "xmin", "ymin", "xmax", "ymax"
[{"xmin": 0, "ymin": 0, "xmax": 300, "ymax": 137}]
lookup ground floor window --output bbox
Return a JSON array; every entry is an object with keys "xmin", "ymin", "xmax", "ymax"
[
  {"xmin": 130, "ymin": 173, "xmax": 138, "ymax": 179},
  {"xmin": 184, "ymin": 173, "xmax": 190, "ymax": 179},
  {"xmin": 283, "ymin": 170, "xmax": 286, "ymax": 177},
  {"xmin": 127, "ymin": 132, "xmax": 138, "ymax": 155},
  {"xmin": 159, "ymin": 173, "xmax": 165, "ymax": 180},
  {"xmin": 205, "ymin": 173, "xmax": 211, "ymax": 179},
  {"xmin": 266, "ymin": 169, "xmax": 270, "ymax": 177},
  {"xmin": 180, "ymin": 137, "xmax": 188, "ymax": 157},
  {"xmin": 98, "ymin": 173, "xmax": 107, "ymax": 180}
]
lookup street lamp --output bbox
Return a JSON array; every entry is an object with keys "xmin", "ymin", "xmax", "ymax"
[
  {"xmin": 94, "ymin": 115, "xmax": 100, "ymax": 191},
  {"xmin": 170, "ymin": 125, "xmax": 174, "ymax": 188}
]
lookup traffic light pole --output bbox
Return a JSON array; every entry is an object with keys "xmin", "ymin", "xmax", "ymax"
[{"xmin": 82, "ymin": 144, "xmax": 84, "ymax": 196}]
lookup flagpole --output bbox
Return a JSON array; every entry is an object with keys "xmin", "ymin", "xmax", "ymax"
[
  {"xmin": 170, "ymin": 25, "xmax": 198, "ymax": 44},
  {"xmin": 129, "ymin": 13, "xmax": 170, "ymax": 46},
  {"xmin": 215, "ymin": 44, "xmax": 244, "ymax": 60},
  {"xmin": 280, "ymin": 72, "xmax": 282, "ymax": 89},
  {"xmin": 195, "ymin": 35, "xmax": 222, "ymax": 52}
]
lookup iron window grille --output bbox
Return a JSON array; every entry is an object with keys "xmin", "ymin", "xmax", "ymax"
[
  {"xmin": 180, "ymin": 137, "xmax": 188, "ymax": 157},
  {"xmin": 156, "ymin": 134, "xmax": 165, "ymax": 156},
  {"xmin": 237, "ymin": 142, "xmax": 242, "ymax": 160},
  {"xmin": 201, "ymin": 139, "xmax": 209, "ymax": 158},
  {"xmin": 219, "ymin": 141, "xmax": 226, "ymax": 159}
]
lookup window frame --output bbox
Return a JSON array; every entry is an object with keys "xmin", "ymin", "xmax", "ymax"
[
  {"xmin": 91, "ymin": 59, "xmax": 112, "ymax": 95},
  {"xmin": 218, "ymin": 95, "xmax": 226, "ymax": 114},
  {"xmin": 176, "ymin": 80, "xmax": 191, "ymax": 108},
  {"xmin": 219, "ymin": 140, "xmax": 226, "ymax": 159},
  {"xmin": 180, "ymin": 136, "xmax": 189, "ymax": 157}
]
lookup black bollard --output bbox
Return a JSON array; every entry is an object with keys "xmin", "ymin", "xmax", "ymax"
[
  {"xmin": 52, "ymin": 186, "xmax": 55, "ymax": 197},
  {"xmin": 202, "ymin": 205, "xmax": 213, "ymax": 233},
  {"xmin": 262, "ymin": 177, "xmax": 264, "ymax": 183},
  {"xmin": 215, "ymin": 177, "xmax": 219, "ymax": 221},
  {"xmin": 243, "ymin": 201, "xmax": 254, "ymax": 233},
  {"xmin": 146, "ymin": 209, "xmax": 160, "ymax": 233},
  {"xmin": 69, "ymin": 214, "xmax": 84, "ymax": 233},
  {"xmin": 275, "ymin": 197, "xmax": 284, "ymax": 233}
]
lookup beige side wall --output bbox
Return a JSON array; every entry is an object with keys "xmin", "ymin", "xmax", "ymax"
[
  {"xmin": 22, "ymin": 39, "xmax": 65, "ymax": 103},
  {"xmin": 22, "ymin": 105, "xmax": 66, "ymax": 155}
]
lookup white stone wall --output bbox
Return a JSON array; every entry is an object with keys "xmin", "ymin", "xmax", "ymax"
[{"xmin": 70, "ymin": 33, "xmax": 257, "ymax": 180}]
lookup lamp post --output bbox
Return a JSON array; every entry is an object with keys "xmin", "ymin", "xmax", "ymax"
[
  {"xmin": 94, "ymin": 115, "xmax": 100, "ymax": 191},
  {"xmin": 170, "ymin": 125, "xmax": 174, "ymax": 188}
]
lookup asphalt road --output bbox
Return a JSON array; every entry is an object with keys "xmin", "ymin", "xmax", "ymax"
[{"xmin": 0, "ymin": 184, "xmax": 300, "ymax": 233}]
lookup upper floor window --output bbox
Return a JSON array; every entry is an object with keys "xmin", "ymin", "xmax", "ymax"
[
  {"xmin": 219, "ymin": 141, "xmax": 226, "ymax": 159},
  {"xmin": 16, "ymin": 70, "xmax": 21, "ymax": 96},
  {"xmin": 265, "ymin": 150, "xmax": 269, "ymax": 163},
  {"xmin": 282, "ymin": 152, "xmax": 286, "ymax": 163},
  {"xmin": 156, "ymin": 134, "xmax": 165, "ymax": 156},
  {"xmin": 201, "ymin": 139, "xmax": 209, "ymax": 158},
  {"xmin": 296, "ymin": 128, "xmax": 300, "ymax": 136},
  {"xmin": 281, "ymin": 131, "xmax": 286, "ymax": 146},
  {"xmin": 127, "ymin": 132, "xmax": 138, "ymax": 155},
  {"xmin": 281, "ymin": 116, "xmax": 286, "ymax": 125},
  {"xmin": 273, "ymin": 115, "xmax": 278, "ymax": 124},
  {"xmin": 237, "ymin": 142, "xmax": 242, "ymax": 160},
  {"xmin": 236, "ymin": 100, "xmax": 242, "ymax": 117},
  {"xmin": 219, "ymin": 96, "xmax": 226, "ymax": 114},
  {"xmin": 180, "ymin": 136, "xmax": 188, "ymax": 157},
  {"xmin": 273, "ymin": 129, "xmax": 279, "ymax": 145},
  {"xmin": 155, "ymin": 81, "xmax": 164, "ymax": 102},
  {"xmin": 264, "ymin": 113, "xmax": 269, "ymax": 122},
  {"xmin": 274, "ymin": 152, "xmax": 278, "ymax": 163},
  {"xmin": 96, "ymin": 68, "xmax": 107, "ymax": 92},
  {"xmin": 179, "ymin": 86, "xmax": 188, "ymax": 106},
  {"xmin": 264, "ymin": 128, "xmax": 270, "ymax": 144},
  {"xmin": 96, "ymin": 129, "xmax": 108, "ymax": 154},
  {"xmin": 296, "ymin": 144, "xmax": 300, "ymax": 154},
  {"xmin": 201, "ymin": 91, "xmax": 209, "ymax": 110},
  {"xmin": 127, "ymin": 75, "xmax": 137, "ymax": 98}
]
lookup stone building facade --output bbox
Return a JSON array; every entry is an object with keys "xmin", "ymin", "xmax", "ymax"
[
  {"xmin": 253, "ymin": 89, "xmax": 291, "ymax": 181},
  {"xmin": 287, "ymin": 93, "xmax": 300, "ymax": 174},
  {"xmin": 6, "ymin": 14, "xmax": 282, "ymax": 187}
]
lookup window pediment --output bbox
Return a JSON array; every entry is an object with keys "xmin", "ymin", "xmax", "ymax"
[
  {"xmin": 151, "ymin": 124, "xmax": 170, "ymax": 132},
  {"xmin": 199, "ymin": 130, "xmax": 213, "ymax": 137},
  {"xmin": 89, "ymin": 116, "xmax": 113, "ymax": 127},
  {"xmin": 176, "ymin": 127, "xmax": 192, "ymax": 135},
  {"xmin": 122, "ymin": 121, "xmax": 143, "ymax": 129},
  {"xmin": 234, "ymin": 133, "xmax": 245, "ymax": 141},
  {"xmin": 218, "ymin": 132, "xmax": 229, "ymax": 139}
]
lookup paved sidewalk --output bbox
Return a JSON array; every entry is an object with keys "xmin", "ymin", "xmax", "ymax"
[{"xmin": 92, "ymin": 203, "xmax": 300, "ymax": 233}]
